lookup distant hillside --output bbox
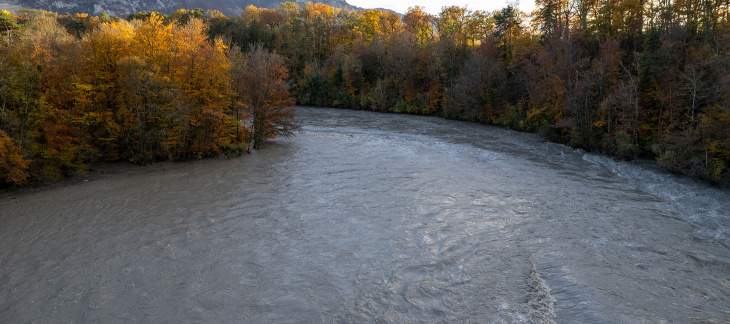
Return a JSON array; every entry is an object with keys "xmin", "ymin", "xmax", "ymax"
[{"xmin": 0, "ymin": 0, "xmax": 360, "ymax": 17}]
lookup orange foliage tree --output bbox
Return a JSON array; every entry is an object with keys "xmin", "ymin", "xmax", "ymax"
[
  {"xmin": 0, "ymin": 130, "xmax": 29, "ymax": 186},
  {"xmin": 232, "ymin": 44, "xmax": 295, "ymax": 149}
]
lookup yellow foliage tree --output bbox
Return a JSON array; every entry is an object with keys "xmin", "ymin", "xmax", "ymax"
[{"xmin": 0, "ymin": 130, "xmax": 29, "ymax": 185}]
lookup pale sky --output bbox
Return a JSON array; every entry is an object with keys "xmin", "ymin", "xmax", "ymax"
[{"xmin": 346, "ymin": 0, "xmax": 537, "ymax": 15}]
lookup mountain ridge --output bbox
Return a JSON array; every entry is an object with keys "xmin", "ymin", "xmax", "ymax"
[{"xmin": 0, "ymin": 0, "xmax": 361, "ymax": 17}]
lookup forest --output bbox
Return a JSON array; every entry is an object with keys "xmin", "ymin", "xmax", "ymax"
[{"xmin": 1, "ymin": 0, "xmax": 729, "ymax": 187}]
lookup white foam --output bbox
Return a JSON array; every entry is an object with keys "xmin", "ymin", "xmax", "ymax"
[{"xmin": 526, "ymin": 257, "xmax": 557, "ymax": 324}]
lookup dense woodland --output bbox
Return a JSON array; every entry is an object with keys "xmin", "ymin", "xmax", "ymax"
[{"xmin": 1, "ymin": 1, "xmax": 729, "ymax": 187}]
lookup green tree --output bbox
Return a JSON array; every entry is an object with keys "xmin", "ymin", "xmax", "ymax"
[
  {"xmin": 0, "ymin": 10, "xmax": 18, "ymax": 42},
  {"xmin": 494, "ymin": 5, "xmax": 522, "ymax": 63}
]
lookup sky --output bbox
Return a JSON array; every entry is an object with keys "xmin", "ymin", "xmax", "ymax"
[{"xmin": 346, "ymin": 0, "xmax": 537, "ymax": 16}]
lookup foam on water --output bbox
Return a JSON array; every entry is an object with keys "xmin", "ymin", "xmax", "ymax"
[{"xmin": 527, "ymin": 257, "xmax": 556, "ymax": 324}]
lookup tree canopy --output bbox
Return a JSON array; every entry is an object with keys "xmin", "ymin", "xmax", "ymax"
[{"xmin": 2, "ymin": 2, "xmax": 730, "ymax": 187}]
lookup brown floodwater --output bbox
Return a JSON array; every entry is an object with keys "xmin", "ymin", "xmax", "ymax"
[{"xmin": 1, "ymin": 107, "xmax": 729, "ymax": 323}]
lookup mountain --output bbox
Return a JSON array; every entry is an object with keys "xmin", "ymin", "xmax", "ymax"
[{"xmin": 0, "ymin": 0, "xmax": 360, "ymax": 17}]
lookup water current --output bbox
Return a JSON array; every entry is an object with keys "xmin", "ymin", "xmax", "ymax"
[{"xmin": 1, "ymin": 107, "xmax": 729, "ymax": 323}]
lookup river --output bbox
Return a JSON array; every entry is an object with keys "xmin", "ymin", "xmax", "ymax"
[{"xmin": 1, "ymin": 107, "xmax": 729, "ymax": 323}]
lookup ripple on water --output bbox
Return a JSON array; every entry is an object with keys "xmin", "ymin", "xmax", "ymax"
[{"xmin": 1, "ymin": 107, "xmax": 729, "ymax": 323}]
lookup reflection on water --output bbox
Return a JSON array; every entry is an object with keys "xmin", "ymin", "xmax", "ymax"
[{"xmin": 1, "ymin": 107, "xmax": 729, "ymax": 323}]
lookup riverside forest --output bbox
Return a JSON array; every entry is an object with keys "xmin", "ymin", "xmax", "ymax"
[
  {"xmin": 2, "ymin": 3, "xmax": 730, "ymax": 323},
  {"xmin": 1, "ymin": 1, "xmax": 730, "ymax": 188}
]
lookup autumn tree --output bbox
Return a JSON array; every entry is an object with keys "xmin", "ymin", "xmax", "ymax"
[
  {"xmin": 169, "ymin": 18, "xmax": 232, "ymax": 157},
  {"xmin": 13, "ymin": 13, "xmax": 97, "ymax": 181},
  {"xmin": 437, "ymin": 6, "xmax": 470, "ymax": 79},
  {"xmin": 0, "ymin": 10, "xmax": 18, "ymax": 42},
  {"xmin": 232, "ymin": 45, "xmax": 295, "ymax": 149},
  {"xmin": 0, "ymin": 130, "xmax": 29, "ymax": 186},
  {"xmin": 78, "ymin": 19, "xmax": 134, "ymax": 160},
  {"xmin": 402, "ymin": 6, "xmax": 434, "ymax": 46},
  {"xmin": 445, "ymin": 40, "xmax": 504, "ymax": 122},
  {"xmin": 169, "ymin": 8, "xmax": 204, "ymax": 25}
]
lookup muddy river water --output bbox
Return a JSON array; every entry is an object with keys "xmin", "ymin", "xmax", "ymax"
[{"xmin": 1, "ymin": 107, "xmax": 729, "ymax": 323}]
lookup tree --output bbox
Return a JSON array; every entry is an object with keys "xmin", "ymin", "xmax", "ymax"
[
  {"xmin": 359, "ymin": 9, "xmax": 383, "ymax": 41},
  {"xmin": 402, "ymin": 6, "xmax": 434, "ymax": 46},
  {"xmin": 79, "ymin": 19, "xmax": 135, "ymax": 160},
  {"xmin": 116, "ymin": 56, "xmax": 180, "ymax": 164},
  {"xmin": 0, "ymin": 10, "xmax": 18, "ymax": 42},
  {"xmin": 533, "ymin": 0, "xmax": 571, "ymax": 40},
  {"xmin": 0, "ymin": 130, "xmax": 29, "ymax": 186},
  {"xmin": 437, "ymin": 6, "xmax": 470, "ymax": 80},
  {"xmin": 445, "ymin": 42, "xmax": 503, "ymax": 122},
  {"xmin": 169, "ymin": 18, "xmax": 233, "ymax": 157},
  {"xmin": 232, "ymin": 45, "xmax": 295, "ymax": 149},
  {"xmin": 494, "ymin": 5, "xmax": 523, "ymax": 63}
]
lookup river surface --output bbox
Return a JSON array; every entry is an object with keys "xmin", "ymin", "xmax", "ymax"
[{"xmin": 1, "ymin": 107, "xmax": 729, "ymax": 323}]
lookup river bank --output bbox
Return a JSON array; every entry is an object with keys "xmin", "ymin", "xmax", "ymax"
[
  {"xmin": 1, "ymin": 145, "xmax": 255, "ymax": 198},
  {"xmin": 3, "ymin": 106, "xmax": 727, "ymax": 198},
  {"xmin": 1, "ymin": 161, "xmax": 199, "ymax": 199}
]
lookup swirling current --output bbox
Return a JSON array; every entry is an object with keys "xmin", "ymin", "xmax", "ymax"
[{"xmin": 1, "ymin": 107, "xmax": 729, "ymax": 323}]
